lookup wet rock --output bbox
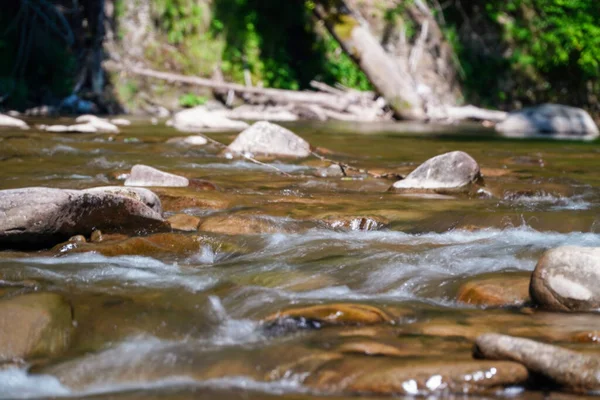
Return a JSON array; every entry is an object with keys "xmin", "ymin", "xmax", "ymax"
[
  {"xmin": 315, "ymin": 164, "xmax": 345, "ymax": 178},
  {"xmin": 0, "ymin": 293, "xmax": 73, "ymax": 361},
  {"xmin": 198, "ymin": 214, "xmax": 283, "ymax": 235},
  {"xmin": 304, "ymin": 356, "xmax": 529, "ymax": 395},
  {"xmin": 264, "ymin": 303, "xmax": 393, "ymax": 328},
  {"xmin": 0, "ymin": 114, "xmax": 28, "ymax": 129},
  {"xmin": 40, "ymin": 123, "xmax": 98, "ymax": 133},
  {"xmin": 84, "ymin": 186, "xmax": 163, "ymax": 214},
  {"xmin": 225, "ymin": 121, "xmax": 311, "ymax": 158},
  {"xmin": 530, "ymin": 246, "xmax": 600, "ymax": 311},
  {"xmin": 457, "ymin": 273, "xmax": 531, "ymax": 307},
  {"xmin": 167, "ymin": 214, "xmax": 201, "ymax": 231},
  {"xmin": 496, "ymin": 104, "xmax": 599, "ymax": 140},
  {"xmin": 125, "ymin": 165, "xmax": 189, "ymax": 187},
  {"xmin": 168, "ymin": 106, "xmax": 249, "ymax": 132},
  {"xmin": 391, "ymin": 151, "xmax": 481, "ymax": 192},
  {"xmin": 166, "ymin": 135, "xmax": 208, "ymax": 146},
  {"xmin": 0, "ymin": 187, "xmax": 169, "ymax": 249},
  {"xmin": 475, "ymin": 333, "xmax": 600, "ymax": 392}
]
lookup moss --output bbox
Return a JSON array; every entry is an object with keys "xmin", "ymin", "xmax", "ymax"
[{"xmin": 332, "ymin": 14, "xmax": 359, "ymax": 41}]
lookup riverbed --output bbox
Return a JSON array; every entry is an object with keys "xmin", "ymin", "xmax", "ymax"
[{"xmin": 1, "ymin": 119, "xmax": 599, "ymax": 399}]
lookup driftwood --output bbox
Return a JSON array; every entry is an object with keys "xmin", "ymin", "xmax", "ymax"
[{"xmin": 107, "ymin": 61, "xmax": 389, "ymax": 122}]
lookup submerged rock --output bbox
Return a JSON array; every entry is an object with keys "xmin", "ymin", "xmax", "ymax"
[
  {"xmin": 0, "ymin": 113, "xmax": 28, "ymax": 129},
  {"xmin": 391, "ymin": 151, "xmax": 481, "ymax": 192},
  {"xmin": 475, "ymin": 333, "xmax": 600, "ymax": 392},
  {"xmin": 0, "ymin": 293, "xmax": 73, "ymax": 361},
  {"xmin": 125, "ymin": 165, "xmax": 189, "ymax": 187},
  {"xmin": 264, "ymin": 303, "xmax": 394, "ymax": 328},
  {"xmin": 198, "ymin": 214, "xmax": 284, "ymax": 235},
  {"xmin": 166, "ymin": 135, "xmax": 208, "ymax": 146},
  {"xmin": 496, "ymin": 104, "xmax": 599, "ymax": 140},
  {"xmin": 167, "ymin": 214, "xmax": 201, "ymax": 231},
  {"xmin": 530, "ymin": 246, "xmax": 600, "ymax": 311},
  {"xmin": 457, "ymin": 273, "xmax": 531, "ymax": 307},
  {"xmin": 0, "ymin": 187, "xmax": 169, "ymax": 249},
  {"xmin": 225, "ymin": 121, "xmax": 312, "ymax": 158},
  {"xmin": 305, "ymin": 356, "xmax": 529, "ymax": 396},
  {"xmin": 169, "ymin": 106, "xmax": 249, "ymax": 132}
]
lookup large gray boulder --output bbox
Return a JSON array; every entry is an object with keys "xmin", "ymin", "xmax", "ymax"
[
  {"xmin": 168, "ymin": 106, "xmax": 249, "ymax": 132},
  {"xmin": 0, "ymin": 187, "xmax": 169, "ymax": 249},
  {"xmin": 530, "ymin": 246, "xmax": 600, "ymax": 311},
  {"xmin": 225, "ymin": 121, "xmax": 312, "ymax": 158},
  {"xmin": 496, "ymin": 104, "xmax": 599, "ymax": 140},
  {"xmin": 391, "ymin": 151, "xmax": 481, "ymax": 191},
  {"xmin": 475, "ymin": 333, "xmax": 600, "ymax": 392},
  {"xmin": 124, "ymin": 165, "xmax": 189, "ymax": 187}
]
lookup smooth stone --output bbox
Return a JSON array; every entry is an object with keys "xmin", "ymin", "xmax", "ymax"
[
  {"xmin": 264, "ymin": 303, "xmax": 393, "ymax": 327},
  {"xmin": 0, "ymin": 114, "xmax": 28, "ymax": 129},
  {"xmin": 0, "ymin": 187, "xmax": 168, "ymax": 249},
  {"xmin": 0, "ymin": 293, "xmax": 73, "ymax": 361},
  {"xmin": 225, "ymin": 121, "xmax": 311, "ymax": 158},
  {"xmin": 496, "ymin": 104, "xmax": 599, "ymax": 140},
  {"xmin": 304, "ymin": 356, "xmax": 529, "ymax": 395},
  {"xmin": 167, "ymin": 214, "xmax": 201, "ymax": 231},
  {"xmin": 125, "ymin": 165, "xmax": 189, "ymax": 188},
  {"xmin": 166, "ymin": 135, "xmax": 208, "ymax": 146},
  {"xmin": 530, "ymin": 246, "xmax": 600, "ymax": 311},
  {"xmin": 39, "ymin": 123, "xmax": 101, "ymax": 133},
  {"xmin": 168, "ymin": 106, "xmax": 249, "ymax": 132},
  {"xmin": 74, "ymin": 115, "xmax": 120, "ymax": 133},
  {"xmin": 391, "ymin": 151, "xmax": 481, "ymax": 191},
  {"xmin": 475, "ymin": 333, "xmax": 600, "ymax": 392},
  {"xmin": 457, "ymin": 273, "xmax": 531, "ymax": 307}
]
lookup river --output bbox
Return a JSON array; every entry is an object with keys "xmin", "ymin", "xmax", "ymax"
[{"xmin": 1, "ymin": 120, "xmax": 599, "ymax": 399}]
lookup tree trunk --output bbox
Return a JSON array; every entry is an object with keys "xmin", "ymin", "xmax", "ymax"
[{"xmin": 314, "ymin": 1, "xmax": 426, "ymax": 121}]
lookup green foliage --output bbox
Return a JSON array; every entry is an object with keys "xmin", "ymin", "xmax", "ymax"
[
  {"xmin": 210, "ymin": 0, "xmax": 370, "ymax": 90},
  {"xmin": 443, "ymin": 0, "xmax": 600, "ymax": 108},
  {"xmin": 179, "ymin": 93, "xmax": 207, "ymax": 107},
  {"xmin": 153, "ymin": 0, "xmax": 204, "ymax": 44}
]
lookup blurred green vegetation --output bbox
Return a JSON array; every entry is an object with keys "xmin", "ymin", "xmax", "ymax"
[
  {"xmin": 0, "ymin": 0, "xmax": 599, "ymax": 114},
  {"xmin": 442, "ymin": 0, "xmax": 600, "ymax": 109}
]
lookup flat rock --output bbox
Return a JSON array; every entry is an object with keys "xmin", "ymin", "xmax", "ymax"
[
  {"xmin": 0, "ymin": 293, "xmax": 73, "ymax": 361},
  {"xmin": 0, "ymin": 114, "xmax": 28, "ymax": 129},
  {"xmin": 391, "ymin": 151, "xmax": 481, "ymax": 192},
  {"xmin": 0, "ymin": 187, "xmax": 169, "ymax": 249},
  {"xmin": 225, "ymin": 121, "xmax": 312, "ymax": 158},
  {"xmin": 496, "ymin": 104, "xmax": 599, "ymax": 140},
  {"xmin": 304, "ymin": 356, "xmax": 529, "ymax": 395},
  {"xmin": 457, "ymin": 273, "xmax": 531, "ymax": 307},
  {"xmin": 169, "ymin": 106, "xmax": 249, "ymax": 132},
  {"xmin": 197, "ymin": 214, "xmax": 283, "ymax": 235},
  {"xmin": 125, "ymin": 165, "xmax": 189, "ymax": 187},
  {"xmin": 530, "ymin": 246, "xmax": 600, "ymax": 311},
  {"xmin": 475, "ymin": 333, "xmax": 600, "ymax": 392}
]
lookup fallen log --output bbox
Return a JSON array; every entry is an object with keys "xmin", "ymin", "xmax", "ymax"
[{"xmin": 108, "ymin": 62, "xmax": 364, "ymax": 113}]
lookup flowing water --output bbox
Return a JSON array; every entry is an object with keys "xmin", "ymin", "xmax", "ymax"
[{"xmin": 1, "ymin": 119, "xmax": 600, "ymax": 399}]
